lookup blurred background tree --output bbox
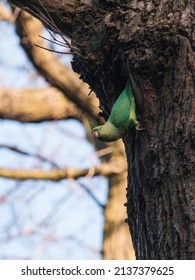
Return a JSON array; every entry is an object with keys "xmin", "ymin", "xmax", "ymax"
[{"xmin": 0, "ymin": 1, "xmax": 135, "ymax": 260}]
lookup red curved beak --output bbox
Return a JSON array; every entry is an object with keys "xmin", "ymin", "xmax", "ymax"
[{"xmin": 92, "ymin": 131, "xmax": 99, "ymax": 139}]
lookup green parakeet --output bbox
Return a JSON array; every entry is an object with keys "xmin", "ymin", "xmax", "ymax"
[{"xmin": 92, "ymin": 79, "xmax": 138, "ymax": 142}]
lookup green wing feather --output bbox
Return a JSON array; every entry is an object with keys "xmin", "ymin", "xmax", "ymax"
[{"xmin": 108, "ymin": 80, "xmax": 133, "ymax": 128}]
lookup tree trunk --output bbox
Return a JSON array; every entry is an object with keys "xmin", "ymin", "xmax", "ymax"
[
  {"xmin": 72, "ymin": 0, "xmax": 195, "ymax": 260},
  {"xmin": 9, "ymin": 0, "xmax": 195, "ymax": 259},
  {"xmin": 124, "ymin": 36, "xmax": 195, "ymax": 260}
]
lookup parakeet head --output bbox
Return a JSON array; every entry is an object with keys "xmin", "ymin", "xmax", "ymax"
[
  {"xmin": 92, "ymin": 125, "xmax": 107, "ymax": 141},
  {"xmin": 92, "ymin": 124, "xmax": 119, "ymax": 142}
]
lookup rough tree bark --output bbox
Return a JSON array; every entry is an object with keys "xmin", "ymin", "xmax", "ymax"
[{"xmin": 9, "ymin": 0, "xmax": 195, "ymax": 259}]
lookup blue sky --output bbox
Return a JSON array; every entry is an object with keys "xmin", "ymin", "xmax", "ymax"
[{"xmin": 0, "ymin": 6, "xmax": 108, "ymax": 259}]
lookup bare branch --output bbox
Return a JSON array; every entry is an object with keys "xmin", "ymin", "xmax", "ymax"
[
  {"xmin": 0, "ymin": 87, "xmax": 81, "ymax": 122},
  {"xmin": 14, "ymin": 11, "xmax": 101, "ymax": 122},
  {"xmin": 0, "ymin": 163, "xmax": 126, "ymax": 181},
  {"xmin": 96, "ymin": 147, "xmax": 114, "ymax": 158},
  {"xmin": 0, "ymin": 4, "xmax": 12, "ymax": 22}
]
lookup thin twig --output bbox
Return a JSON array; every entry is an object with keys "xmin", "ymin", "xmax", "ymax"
[
  {"xmin": 38, "ymin": 34, "xmax": 68, "ymax": 47},
  {"xmin": 0, "ymin": 144, "xmax": 60, "ymax": 168},
  {"xmin": 26, "ymin": 0, "xmax": 83, "ymax": 57},
  {"xmin": 79, "ymin": 181, "xmax": 105, "ymax": 209},
  {"xmin": 34, "ymin": 43, "xmax": 72, "ymax": 55}
]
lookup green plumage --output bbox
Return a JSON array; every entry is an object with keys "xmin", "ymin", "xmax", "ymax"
[{"xmin": 92, "ymin": 79, "xmax": 138, "ymax": 142}]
